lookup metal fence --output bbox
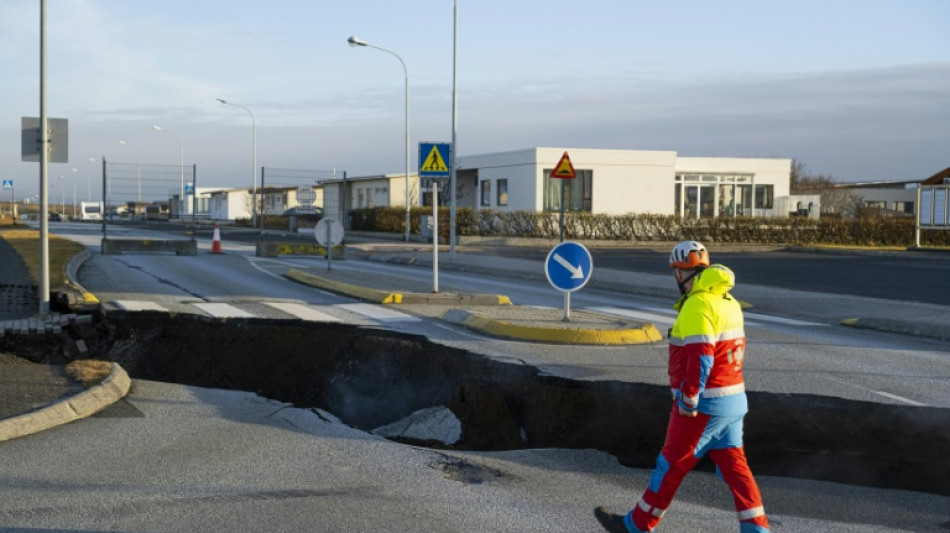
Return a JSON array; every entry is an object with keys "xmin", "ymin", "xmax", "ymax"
[
  {"xmin": 259, "ymin": 167, "xmax": 341, "ymax": 240},
  {"xmin": 101, "ymin": 159, "xmax": 197, "ymax": 248}
]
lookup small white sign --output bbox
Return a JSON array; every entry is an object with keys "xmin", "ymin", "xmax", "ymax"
[
  {"xmin": 297, "ymin": 185, "xmax": 316, "ymax": 206},
  {"xmin": 314, "ymin": 218, "xmax": 344, "ymax": 247}
]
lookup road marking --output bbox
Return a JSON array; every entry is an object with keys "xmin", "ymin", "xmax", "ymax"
[
  {"xmin": 263, "ymin": 302, "xmax": 341, "ymax": 323},
  {"xmin": 587, "ymin": 306, "xmax": 675, "ymax": 327},
  {"xmin": 336, "ymin": 303, "xmax": 421, "ymax": 323},
  {"xmin": 820, "ymin": 375, "xmax": 928, "ymax": 407},
  {"xmin": 112, "ymin": 300, "xmax": 168, "ymax": 311},
  {"xmin": 192, "ymin": 302, "xmax": 256, "ymax": 318},
  {"xmin": 246, "ymin": 258, "xmax": 288, "ymax": 280},
  {"xmin": 872, "ymin": 391, "xmax": 927, "ymax": 406},
  {"xmin": 430, "ymin": 320, "xmax": 492, "ymax": 340},
  {"xmin": 743, "ymin": 312, "xmax": 826, "ymax": 327}
]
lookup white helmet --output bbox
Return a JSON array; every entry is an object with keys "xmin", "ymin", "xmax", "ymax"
[{"xmin": 669, "ymin": 240, "xmax": 710, "ymax": 270}]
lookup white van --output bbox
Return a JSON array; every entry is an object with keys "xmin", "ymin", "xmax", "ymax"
[{"xmin": 80, "ymin": 201, "xmax": 103, "ymax": 221}]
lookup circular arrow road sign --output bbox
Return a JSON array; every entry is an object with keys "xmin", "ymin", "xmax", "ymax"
[{"xmin": 544, "ymin": 241, "xmax": 593, "ymax": 293}]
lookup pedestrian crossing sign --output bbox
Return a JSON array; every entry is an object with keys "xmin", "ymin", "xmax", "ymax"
[
  {"xmin": 419, "ymin": 142, "xmax": 451, "ymax": 178},
  {"xmin": 1, "ymin": 180, "xmax": 12, "ymax": 190}
]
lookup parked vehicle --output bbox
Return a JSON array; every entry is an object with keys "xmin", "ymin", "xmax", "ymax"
[{"xmin": 80, "ymin": 201, "xmax": 103, "ymax": 221}]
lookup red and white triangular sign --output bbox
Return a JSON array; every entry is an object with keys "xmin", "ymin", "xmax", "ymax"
[{"xmin": 550, "ymin": 151, "xmax": 576, "ymax": 179}]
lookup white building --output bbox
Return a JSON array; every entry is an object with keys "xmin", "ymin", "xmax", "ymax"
[
  {"xmin": 457, "ymin": 147, "xmax": 797, "ymax": 219},
  {"xmin": 208, "ymin": 188, "xmax": 253, "ymax": 221},
  {"xmin": 321, "ymin": 173, "xmax": 420, "ymax": 227}
]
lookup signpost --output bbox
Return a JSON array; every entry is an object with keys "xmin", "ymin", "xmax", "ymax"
[
  {"xmin": 549, "ymin": 151, "xmax": 576, "ymax": 242},
  {"xmin": 315, "ymin": 218, "xmax": 344, "ymax": 271},
  {"xmin": 419, "ymin": 142, "xmax": 451, "ymax": 293},
  {"xmin": 544, "ymin": 240, "xmax": 593, "ymax": 321},
  {"xmin": 2, "ymin": 180, "xmax": 13, "ymax": 219}
]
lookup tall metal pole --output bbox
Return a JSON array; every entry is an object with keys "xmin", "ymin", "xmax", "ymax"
[
  {"xmin": 449, "ymin": 0, "xmax": 459, "ymax": 259},
  {"xmin": 152, "ymin": 126, "xmax": 184, "ymax": 217},
  {"xmin": 404, "ymin": 63, "xmax": 410, "ymax": 242},
  {"xmin": 39, "ymin": 0, "xmax": 50, "ymax": 315},
  {"xmin": 217, "ymin": 99, "xmax": 257, "ymax": 226},
  {"xmin": 346, "ymin": 36, "xmax": 410, "ymax": 242}
]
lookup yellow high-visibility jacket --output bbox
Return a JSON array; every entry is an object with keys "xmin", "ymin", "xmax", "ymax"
[{"xmin": 669, "ymin": 264, "xmax": 748, "ymax": 416}]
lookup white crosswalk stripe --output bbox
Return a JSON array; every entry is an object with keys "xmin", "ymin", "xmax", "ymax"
[
  {"xmin": 263, "ymin": 302, "xmax": 342, "ymax": 322},
  {"xmin": 192, "ymin": 303, "xmax": 256, "ymax": 318},
  {"xmin": 112, "ymin": 300, "xmax": 168, "ymax": 312},
  {"xmin": 109, "ymin": 299, "xmax": 419, "ymax": 324},
  {"xmin": 336, "ymin": 303, "xmax": 421, "ymax": 322}
]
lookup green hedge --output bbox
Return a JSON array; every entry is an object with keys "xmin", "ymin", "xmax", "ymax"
[{"xmin": 348, "ymin": 207, "xmax": 950, "ymax": 247}]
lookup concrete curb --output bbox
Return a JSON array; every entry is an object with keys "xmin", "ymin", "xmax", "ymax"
[
  {"xmin": 440, "ymin": 309, "xmax": 663, "ymax": 345},
  {"xmin": 841, "ymin": 317, "xmax": 950, "ymax": 341},
  {"xmin": 0, "ymin": 363, "xmax": 131, "ymax": 442},
  {"xmin": 63, "ymin": 248, "xmax": 100, "ymax": 308},
  {"xmin": 285, "ymin": 268, "xmax": 511, "ymax": 305}
]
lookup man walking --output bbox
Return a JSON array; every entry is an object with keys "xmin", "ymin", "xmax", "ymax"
[{"xmin": 595, "ymin": 240, "xmax": 770, "ymax": 533}]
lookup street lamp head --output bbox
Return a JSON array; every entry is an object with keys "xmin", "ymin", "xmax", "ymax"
[
  {"xmin": 347, "ymin": 36, "xmax": 367, "ymax": 47},
  {"xmin": 216, "ymin": 98, "xmax": 227, "ymax": 104},
  {"xmin": 151, "ymin": 125, "xmax": 163, "ymax": 132},
  {"xmin": 117, "ymin": 140, "xmax": 127, "ymax": 146}
]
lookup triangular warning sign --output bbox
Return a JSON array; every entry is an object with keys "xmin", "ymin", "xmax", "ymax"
[
  {"xmin": 550, "ymin": 151, "xmax": 576, "ymax": 179},
  {"xmin": 422, "ymin": 145, "xmax": 449, "ymax": 172}
]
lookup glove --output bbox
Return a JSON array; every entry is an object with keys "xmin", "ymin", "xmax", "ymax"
[{"xmin": 677, "ymin": 405, "xmax": 698, "ymax": 417}]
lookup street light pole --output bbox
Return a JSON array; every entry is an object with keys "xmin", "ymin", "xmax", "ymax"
[
  {"xmin": 87, "ymin": 157, "xmax": 96, "ymax": 201},
  {"xmin": 71, "ymin": 167, "xmax": 78, "ymax": 215},
  {"xmin": 117, "ymin": 140, "xmax": 141, "ymax": 202},
  {"xmin": 348, "ymin": 35, "xmax": 411, "ymax": 242},
  {"xmin": 152, "ymin": 125, "xmax": 185, "ymax": 217},
  {"xmin": 450, "ymin": 0, "xmax": 459, "ymax": 259},
  {"xmin": 217, "ymin": 98, "xmax": 257, "ymax": 226}
]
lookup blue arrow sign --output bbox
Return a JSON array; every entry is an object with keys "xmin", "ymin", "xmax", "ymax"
[
  {"xmin": 545, "ymin": 241, "xmax": 593, "ymax": 293},
  {"xmin": 1, "ymin": 180, "xmax": 12, "ymax": 190}
]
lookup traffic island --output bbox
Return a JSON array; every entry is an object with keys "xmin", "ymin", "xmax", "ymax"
[
  {"xmin": 285, "ymin": 267, "xmax": 511, "ymax": 305},
  {"xmin": 441, "ymin": 308, "xmax": 662, "ymax": 345}
]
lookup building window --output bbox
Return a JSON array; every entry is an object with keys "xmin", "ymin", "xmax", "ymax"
[
  {"xmin": 481, "ymin": 180, "xmax": 491, "ymax": 207},
  {"xmin": 543, "ymin": 169, "xmax": 592, "ymax": 211},
  {"xmin": 895, "ymin": 201, "xmax": 914, "ymax": 214},
  {"xmin": 754, "ymin": 184, "xmax": 773, "ymax": 209},
  {"xmin": 497, "ymin": 179, "xmax": 508, "ymax": 206}
]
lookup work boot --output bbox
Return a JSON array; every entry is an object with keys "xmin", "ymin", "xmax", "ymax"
[{"xmin": 594, "ymin": 506, "xmax": 633, "ymax": 533}]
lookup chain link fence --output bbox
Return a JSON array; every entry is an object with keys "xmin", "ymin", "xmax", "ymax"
[
  {"xmin": 258, "ymin": 167, "xmax": 341, "ymax": 241},
  {"xmin": 100, "ymin": 159, "xmax": 197, "ymax": 254}
]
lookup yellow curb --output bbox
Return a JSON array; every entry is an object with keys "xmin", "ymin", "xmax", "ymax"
[
  {"xmin": 285, "ymin": 268, "xmax": 401, "ymax": 303},
  {"xmin": 442, "ymin": 309, "xmax": 663, "ymax": 345},
  {"xmin": 841, "ymin": 318, "xmax": 859, "ymax": 325},
  {"xmin": 0, "ymin": 363, "xmax": 131, "ymax": 443}
]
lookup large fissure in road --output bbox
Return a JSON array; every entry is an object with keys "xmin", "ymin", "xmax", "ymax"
[{"xmin": 6, "ymin": 311, "xmax": 949, "ymax": 496}]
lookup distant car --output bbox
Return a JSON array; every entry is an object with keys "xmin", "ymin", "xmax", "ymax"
[
  {"xmin": 281, "ymin": 206, "xmax": 323, "ymax": 217},
  {"xmin": 48, "ymin": 213, "xmax": 63, "ymax": 221}
]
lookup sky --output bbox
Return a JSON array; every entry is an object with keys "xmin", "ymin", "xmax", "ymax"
[{"xmin": 1, "ymin": 0, "xmax": 948, "ymax": 200}]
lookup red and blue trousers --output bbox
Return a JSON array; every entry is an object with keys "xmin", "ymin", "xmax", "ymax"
[{"xmin": 624, "ymin": 404, "xmax": 770, "ymax": 533}]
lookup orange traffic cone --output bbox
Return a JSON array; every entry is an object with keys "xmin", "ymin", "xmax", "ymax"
[{"xmin": 211, "ymin": 223, "xmax": 223, "ymax": 254}]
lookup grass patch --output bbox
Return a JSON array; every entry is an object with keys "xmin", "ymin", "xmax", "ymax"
[
  {"xmin": 0, "ymin": 227, "xmax": 85, "ymax": 289},
  {"xmin": 65, "ymin": 360, "xmax": 112, "ymax": 387}
]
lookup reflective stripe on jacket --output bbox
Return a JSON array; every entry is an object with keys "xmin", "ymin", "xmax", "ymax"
[{"xmin": 669, "ymin": 264, "xmax": 748, "ymax": 416}]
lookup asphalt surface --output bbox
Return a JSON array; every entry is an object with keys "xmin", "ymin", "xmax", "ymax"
[{"xmin": 2, "ymin": 230, "xmax": 949, "ymax": 442}]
